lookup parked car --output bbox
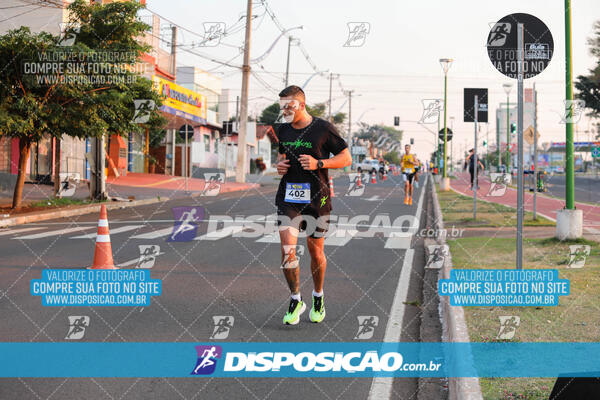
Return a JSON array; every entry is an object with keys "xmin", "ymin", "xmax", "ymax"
[{"xmin": 356, "ymin": 158, "xmax": 380, "ymax": 173}]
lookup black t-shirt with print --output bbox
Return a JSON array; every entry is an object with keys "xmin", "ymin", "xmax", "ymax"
[{"xmin": 276, "ymin": 117, "xmax": 348, "ymax": 213}]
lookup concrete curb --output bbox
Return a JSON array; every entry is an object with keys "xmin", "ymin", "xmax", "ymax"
[
  {"xmin": 0, "ymin": 183, "xmax": 260, "ymax": 228},
  {"xmin": 431, "ymin": 178, "xmax": 484, "ymax": 400}
]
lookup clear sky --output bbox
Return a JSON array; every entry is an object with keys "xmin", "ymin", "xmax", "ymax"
[{"xmin": 147, "ymin": 0, "xmax": 600, "ymax": 160}]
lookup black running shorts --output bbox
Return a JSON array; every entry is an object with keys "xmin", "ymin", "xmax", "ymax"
[{"xmin": 276, "ymin": 205, "xmax": 330, "ymax": 239}]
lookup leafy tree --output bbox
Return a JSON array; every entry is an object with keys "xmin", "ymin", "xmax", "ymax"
[
  {"xmin": 0, "ymin": 0, "xmax": 166, "ymax": 208},
  {"xmin": 259, "ymin": 102, "xmax": 279, "ymax": 125},
  {"xmin": 356, "ymin": 123, "xmax": 403, "ymax": 143},
  {"xmin": 0, "ymin": 27, "xmax": 108, "ymax": 208},
  {"xmin": 383, "ymin": 151, "xmax": 400, "ymax": 165},
  {"xmin": 575, "ymin": 20, "xmax": 600, "ymax": 138}
]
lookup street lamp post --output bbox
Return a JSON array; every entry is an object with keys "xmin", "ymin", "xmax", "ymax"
[
  {"xmin": 450, "ymin": 116, "xmax": 455, "ymax": 174},
  {"xmin": 503, "ymin": 83, "xmax": 512, "ymax": 173},
  {"xmin": 440, "ymin": 58, "xmax": 453, "ymax": 190},
  {"xmin": 556, "ymin": 0, "xmax": 583, "ymax": 239}
]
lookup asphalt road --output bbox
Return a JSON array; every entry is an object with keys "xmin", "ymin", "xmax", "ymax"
[
  {"xmin": 544, "ymin": 174, "xmax": 600, "ymax": 204},
  {"xmin": 0, "ymin": 173, "xmax": 431, "ymax": 400}
]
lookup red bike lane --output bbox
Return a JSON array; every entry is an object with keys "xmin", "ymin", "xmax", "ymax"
[{"xmin": 447, "ymin": 172, "xmax": 600, "ymax": 233}]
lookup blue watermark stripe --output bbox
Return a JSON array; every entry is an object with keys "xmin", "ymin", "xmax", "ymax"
[{"xmin": 1, "ymin": 343, "xmax": 599, "ymax": 377}]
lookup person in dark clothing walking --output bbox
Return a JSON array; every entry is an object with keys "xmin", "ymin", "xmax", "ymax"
[{"xmin": 465, "ymin": 149, "xmax": 485, "ymax": 190}]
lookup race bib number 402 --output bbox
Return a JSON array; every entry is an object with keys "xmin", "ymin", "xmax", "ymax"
[{"xmin": 285, "ymin": 183, "xmax": 311, "ymax": 204}]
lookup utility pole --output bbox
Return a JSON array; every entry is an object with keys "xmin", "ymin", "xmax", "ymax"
[
  {"xmin": 285, "ymin": 36, "xmax": 292, "ymax": 87},
  {"xmin": 236, "ymin": 0, "xmax": 252, "ymax": 183},
  {"xmin": 450, "ymin": 116, "xmax": 454, "ymax": 174},
  {"xmin": 564, "ymin": 0, "xmax": 575, "ymax": 210},
  {"xmin": 347, "ymin": 90, "xmax": 353, "ymax": 146},
  {"xmin": 533, "ymin": 83, "xmax": 538, "ymax": 220},
  {"xmin": 503, "ymin": 83, "xmax": 512, "ymax": 172},
  {"xmin": 328, "ymin": 72, "xmax": 333, "ymax": 121},
  {"xmin": 516, "ymin": 23, "xmax": 524, "ymax": 270},
  {"xmin": 235, "ymin": 96, "xmax": 239, "ymax": 131},
  {"xmin": 473, "ymin": 96, "xmax": 479, "ymax": 220},
  {"xmin": 170, "ymin": 26, "xmax": 177, "ymax": 77},
  {"xmin": 90, "ymin": 135, "xmax": 106, "ymax": 200}
]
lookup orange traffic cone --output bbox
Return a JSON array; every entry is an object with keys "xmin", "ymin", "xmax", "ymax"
[
  {"xmin": 329, "ymin": 176, "xmax": 335, "ymax": 198},
  {"xmin": 89, "ymin": 204, "xmax": 117, "ymax": 269},
  {"xmin": 370, "ymin": 171, "xmax": 377, "ymax": 184},
  {"xmin": 382, "ymin": 170, "xmax": 388, "ymax": 181}
]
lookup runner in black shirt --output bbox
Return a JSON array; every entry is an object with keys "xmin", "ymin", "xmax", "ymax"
[{"xmin": 275, "ymin": 85, "xmax": 352, "ymax": 325}]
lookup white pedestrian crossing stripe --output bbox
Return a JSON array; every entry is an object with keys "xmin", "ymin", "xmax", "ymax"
[
  {"xmin": 13, "ymin": 226, "xmax": 93, "ymax": 240},
  {"xmin": 70, "ymin": 225, "xmax": 144, "ymax": 239},
  {"xmin": 196, "ymin": 225, "xmax": 244, "ymax": 240},
  {"xmin": 0, "ymin": 227, "xmax": 44, "ymax": 236},
  {"xmin": 9, "ymin": 223, "xmax": 416, "ymax": 249},
  {"xmin": 130, "ymin": 227, "xmax": 173, "ymax": 239},
  {"xmin": 384, "ymin": 232, "xmax": 413, "ymax": 249}
]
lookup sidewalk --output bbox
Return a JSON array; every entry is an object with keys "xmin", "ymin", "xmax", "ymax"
[
  {"xmin": 107, "ymin": 172, "xmax": 261, "ymax": 199},
  {"xmin": 449, "ymin": 172, "xmax": 600, "ymax": 235},
  {"xmin": 0, "ymin": 172, "xmax": 260, "ymax": 226}
]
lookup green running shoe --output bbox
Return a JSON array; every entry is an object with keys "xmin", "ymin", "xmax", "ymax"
[
  {"xmin": 309, "ymin": 295, "xmax": 326, "ymax": 323},
  {"xmin": 283, "ymin": 297, "xmax": 306, "ymax": 325}
]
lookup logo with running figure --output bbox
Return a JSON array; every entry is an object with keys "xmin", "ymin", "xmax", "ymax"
[
  {"xmin": 346, "ymin": 173, "xmax": 365, "ymax": 196},
  {"xmin": 487, "ymin": 173, "xmax": 511, "ymax": 197},
  {"xmin": 320, "ymin": 196, "xmax": 328, "ymax": 208},
  {"xmin": 202, "ymin": 173, "xmax": 225, "ymax": 196},
  {"xmin": 560, "ymin": 99, "xmax": 585, "ymax": 124},
  {"xmin": 344, "ymin": 22, "xmax": 370, "ymax": 47},
  {"xmin": 210, "ymin": 316, "xmax": 234, "ymax": 339},
  {"xmin": 65, "ymin": 316, "xmax": 90, "ymax": 340},
  {"xmin": 354, "ymin": 316, "xmax": 378, "ymax": 339},
  {"xmin": 419, "ymin": 99, "xmax": 443, "ymax": 124},
  {"xmin": 487, "ymin": 22, "xmax": 512, "ymax": 47},
  {"xmin": 169, "ymin": 206, "xmax": 204, "ymax": 242},
  {"xmin": 567, "ymin": 245, "xmax": 591, "ymax": 268},
  {"xmin": 426, "ymin": 245, "xmax": 448, "ymax": 269},
  {"xmin": 136, "ymin": 245, "xmax": 161, "ymax": 269},
  {"xmin": 191, "ymin": 345, "xmax": 222, "ymax": 375},
  {"xmin": 496, "ymin": 316, "xmax": 520, "ymax": 340},
  {"xmin": 281, "ymin": 139, "xmax": 312, "ymax": 149}
]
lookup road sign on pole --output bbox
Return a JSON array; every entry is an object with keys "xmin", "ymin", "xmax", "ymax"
[
  {"xmin": 487, "ymin": 12, "xmax": 553, "ymax": 265},
  {"xmin": 516, "ymin": 23, "xmax": 524, "ymax": 270},
  {"xmin": 438, "ymin": 128, "xmax": 453, "ymax": 141},
  {"xmin": 464, "ymin": 88, "xmax": 488, "ymax": 123}
]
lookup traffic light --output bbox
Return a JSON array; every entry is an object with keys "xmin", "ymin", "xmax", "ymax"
[
  {"xmin": 483, "ymin": 140, "xmax": 487, "ymax": 147},
  {"xmin": 394, "ymin": 116, "xmax": 400, "ymax": 126},
  {"xmin": 410, "ymin": 138, "xmax": 414, "ymax": 145},
  {"xmin": 510, "ymin": 123, "xmax": 517, "ymax": 134}
]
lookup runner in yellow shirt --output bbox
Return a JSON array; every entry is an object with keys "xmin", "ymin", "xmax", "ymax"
[{"xmin": 401, "ymin": 144, "xmax": 418, "ymax": 205}]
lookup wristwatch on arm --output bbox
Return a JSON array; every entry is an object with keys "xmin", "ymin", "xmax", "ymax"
[{"xmin": 317, "ymin": 159, "xmax": 324, "ymax": 169}]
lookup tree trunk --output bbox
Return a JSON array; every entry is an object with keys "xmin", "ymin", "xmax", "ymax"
[
  {"xmin": 12, "ymin": 139, "xmax": 32, "ymax": 210},
  {"xmin": 53, "ymin": 137, "xmax": 61, "ymax": 197}
]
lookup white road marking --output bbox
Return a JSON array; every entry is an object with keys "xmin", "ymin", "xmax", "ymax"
[
  {"xmin": 255, "ymin": 232, "xmax": 280, "ymax": 243},
  {"xmin": 368, "ymin": 174, "xmax": 427, "ymax": 400},
  {"xmin": 13, "ymin": 226, "xmax": 93, "ymax": 240},
  {"xmin": 324, "ymin": 228, "xmax": 358, "ymax": 246},
  {"xmin": 383, "ymin": 232, "xmax": 413, "ymax": 249},
  {"xmin": 0, "ymin": 227, "xmax": 44, "ymax": 236},
  {"xmin": 363, "ymin": 195, "xmax": 381, "ymax": 201},
  {"xmin": 196, "ymin": 225, "xmax": 244, "ymax": 240},
  {"xmin": 70, "ymin": 225, "xmax": 144, "ymax": 239},
  {"xmin": 130, "ymin": 227, "xmax": 173, "ymax": 239}
]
